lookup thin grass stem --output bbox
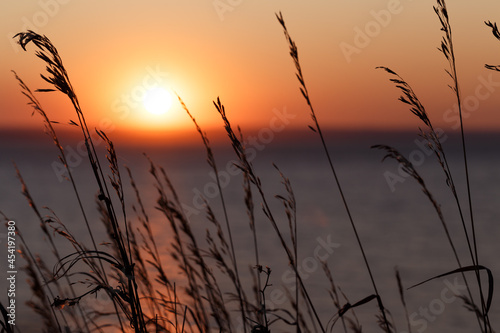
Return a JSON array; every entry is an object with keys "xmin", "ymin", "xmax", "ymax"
[{"xmin": 276, "ymin": 12, "xmax": 390, "ymax": 331}]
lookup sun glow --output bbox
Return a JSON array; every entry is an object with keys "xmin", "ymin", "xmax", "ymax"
[{"xmin": 142, "ymin": 87, "xmax": 173, "ymax": 115}]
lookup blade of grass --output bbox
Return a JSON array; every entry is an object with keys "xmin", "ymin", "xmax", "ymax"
[
  {"xmin": 276, "ymin": 12, "xmax": 390, "ymax": 331},
  {"xmin": 434, "ymin": 1, "xmax": 489, "ymax": 329}
]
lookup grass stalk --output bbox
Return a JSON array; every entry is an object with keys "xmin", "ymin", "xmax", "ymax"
[
  {"xmin": 176, "ymin": 95, "xmax": 248, "ymax": 332},
  {"xmin": 7, "ymin": 4, "xmax": 498, "ymax": 331},
  {"xmin": 434, "ymin": 1, "xmax": 489, "ymax": 329},
  {"xmin": 276, "ymin": 12, "xmax": 390, "ymax": 331},
  {"xmin": 15, "ymin": 30, "xmax": 152, "ymax": 332},
  {"xmin": 375, "ymin": 65, "xmax": 485, "ymax": 327},
  {"xmin": 13, "ymin": 165, "xmax": 92, "ymax": 332},
  {"xmin": 214, "ymin": 97, "xmax": 325, "ymax": 332},
  {"xmin": 274, "ymin": 164, "xmax": 299, "ymax": 331}
]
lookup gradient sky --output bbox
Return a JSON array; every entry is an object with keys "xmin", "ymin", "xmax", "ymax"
[{"xmin": 2, "ymin": 0, "xmax": 500, "ymax": 140}]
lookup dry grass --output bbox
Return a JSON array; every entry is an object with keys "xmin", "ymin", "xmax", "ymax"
[{"xmin": 1, "ymin": 0, "xmax": 497, "ymax": 332}]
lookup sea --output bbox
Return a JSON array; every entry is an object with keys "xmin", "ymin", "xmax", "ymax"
[{"xmin": 1, "ymin": 128, "xmax": 499, "ymax": 333}]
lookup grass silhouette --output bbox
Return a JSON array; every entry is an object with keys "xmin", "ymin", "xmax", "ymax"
[{"xmin": 1, "ymin": 0, "xmax": 496, "ymax": 332}]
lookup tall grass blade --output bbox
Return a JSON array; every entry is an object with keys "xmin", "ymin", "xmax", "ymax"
[
  {"xmin": 408, "ymin": 265, "xmax": 493, "ymax": 314},
  {"xmin": 276, "ymin": 11, "xmax": 390, "ymax": 332},
  {"xmin": 434, "ymin": 1, "xmax": 489, "ymax": 329}
]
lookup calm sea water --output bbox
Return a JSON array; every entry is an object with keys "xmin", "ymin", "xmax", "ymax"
[{"xmin": 1, "ymin": 129, "xmax": 499, "ymax": 332}]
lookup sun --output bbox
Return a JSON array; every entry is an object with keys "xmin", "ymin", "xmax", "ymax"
[{"xmin": 142, "ymin": 86, "xmax": 173, "ymax": 115}]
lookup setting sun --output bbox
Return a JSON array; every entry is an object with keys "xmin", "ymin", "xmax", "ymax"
[{"xmin": 142, "ymin": 86, "xmax": 173, "ymax": 115}]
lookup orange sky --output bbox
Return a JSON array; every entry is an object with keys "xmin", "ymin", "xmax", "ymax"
[{"xmin": 2, "ymin": 0, "xmax": 500, "ymax": 142}]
